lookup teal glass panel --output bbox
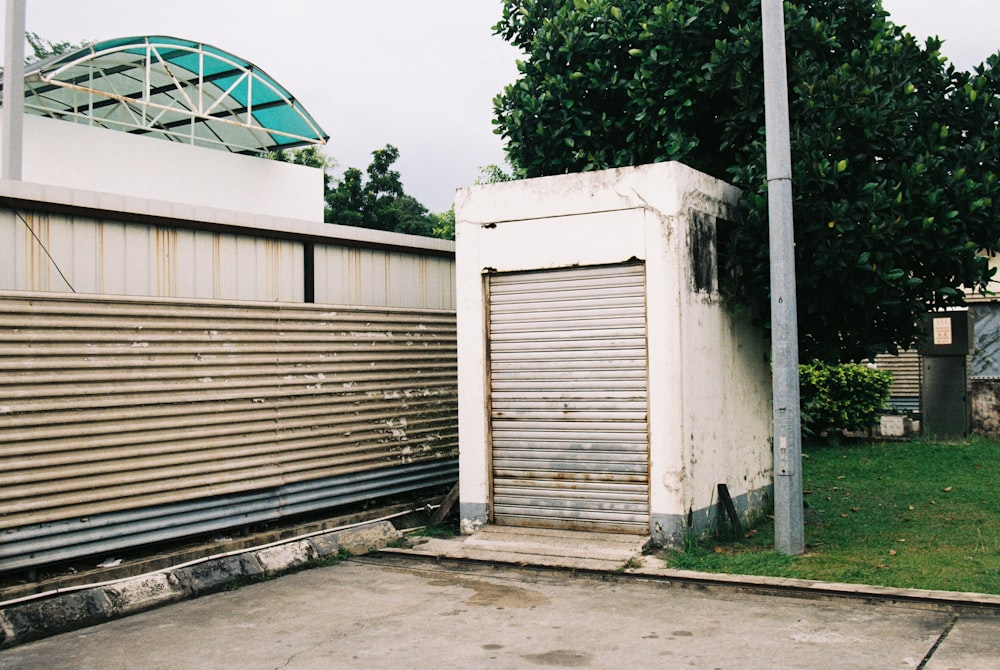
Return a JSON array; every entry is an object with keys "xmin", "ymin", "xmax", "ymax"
[
  {"xmin": 160, "ymin": 51, "xmax": 201, "ymax": 77},
  {"xmin": 254, "ymin": 106, "xmax": 314, "ymax": 138},
  {"xmin": 201, "ymin": 54, "xmax": 240, "ymax": 79},
  {"xmin": 249, "ymin": 79, "xmax": 283, "ymax": 106},
  {"xmin": 95, "ymin": 36, "xmax": 142, "ymax": 51}
]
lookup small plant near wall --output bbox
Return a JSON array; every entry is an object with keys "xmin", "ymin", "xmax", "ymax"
[{"xmin": 799, "ymin": 361, "xmax": 892, "ymax": 438}]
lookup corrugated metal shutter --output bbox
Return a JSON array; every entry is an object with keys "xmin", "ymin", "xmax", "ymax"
[
  {"xmin": 0, "ymin": 292, "xmax": 457, "ymax": 534},
  {"xmin": 874, "ymin": 350, "xmax": 921, "ymax": 412},
  {"xmin": 488, "ymin": 264, "xmax": 650, "ymax": 533}
]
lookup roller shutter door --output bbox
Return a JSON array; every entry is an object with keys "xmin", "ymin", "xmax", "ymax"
[{"xmin": 488, "ymin": 263, "xmax": 650, "ymax": 533}]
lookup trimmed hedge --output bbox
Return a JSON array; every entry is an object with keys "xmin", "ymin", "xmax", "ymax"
[{"xmin": 799, "ymin": 360, "xmax": 892, "ymax": 436}]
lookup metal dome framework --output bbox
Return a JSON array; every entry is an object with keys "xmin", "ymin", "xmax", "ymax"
[{"xmin": 11, "ymin": 35, "xmax": 328, "ymax": 155}]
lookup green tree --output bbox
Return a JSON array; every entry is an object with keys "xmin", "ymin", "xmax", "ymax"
[
  {"xmin": 393, "ymin": 194, "xmax": 437, "ymax": 237},
  {"xmin": 325, "ymin": 166, "xmax": 367, "ymax": 228},
  {"xmin": 0, "ymin": 32, "xmax": 89, "ymax": 75},
  {"xmin": 25, "ymin": 31, "xmax": 87, "ymax": 64},
  {"xmin": 327, "ymin": 144, "xmax": 404, "ymax": 231},
  {"xmin": 476, "ymin": 163, "xmax": 516, "ymax": 184},
  {"xmin": 326, "ymin": 144, "xmax": 451, "ymax": 239},
  {"xmin": 430, "ymin": 206, "xmax": 456, "ymax": 240},
  {"xmin": 493, "ymin": 0, "xmax": 1000, "ymax": 362},
  {"xmin": 270, "ymin": 145, "xmax": 334, "ymax": 171}
]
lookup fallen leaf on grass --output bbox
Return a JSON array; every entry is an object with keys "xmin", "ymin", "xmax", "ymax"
[
  {"xmin": 943, "ymin": 486, "xmax": 953, "ymax": 493},
  {"xmin": 888, "ymin": 549, "xmax": 897, "ymax": 556},
  {"xmin": 907, "ymin": 505, "xmax": 915, "ymax": 510},
  {"xmin": 851, "ymin": 507, "xmax": 860, "ymax": 513},
  {"xmin": 840, "ymin": 513, "xmax": 849, "ymax": 518}
]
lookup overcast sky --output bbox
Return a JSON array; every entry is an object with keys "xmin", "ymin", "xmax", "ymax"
[{"xmin": 6, "ymin": 1, "xmax": 1000, "ymax": 213}]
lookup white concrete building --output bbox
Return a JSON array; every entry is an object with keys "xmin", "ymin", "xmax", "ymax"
[{"xmin": 455, "ymin": 162, "xmax": 773, "ymax": 544}]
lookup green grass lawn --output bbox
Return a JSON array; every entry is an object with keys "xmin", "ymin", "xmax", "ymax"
[{"xmin": 665, "ymin": 437, "xmax": 1000, "ymax": 595}]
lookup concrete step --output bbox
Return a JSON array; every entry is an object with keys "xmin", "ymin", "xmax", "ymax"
[{"xmin": 391, "ymin": 525, "xmax": 648, "ymax": 571}]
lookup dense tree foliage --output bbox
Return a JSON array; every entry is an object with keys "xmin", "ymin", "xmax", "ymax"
[
  {"xmin": 25, "ymin": 32, "xmax": 86, "ymax": 63},
  {"xmin": 0, "ymin": 32, "xmax": 88, "ymax": 75},
  {"xmin": 324, "ymin": 144, "xmax": 446, "ymax": 238},
  {"xmin": 278, "ymin": 145, "xmax": 451, "ymax": 239},
  {"xmin": 493, "ymin": 0, "xmax": 1000, "ymax": 361}
]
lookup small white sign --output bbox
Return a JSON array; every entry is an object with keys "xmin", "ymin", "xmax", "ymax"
[{"xmin": 933, "ymin": 317, "xmax": 953, "ymax": 346}]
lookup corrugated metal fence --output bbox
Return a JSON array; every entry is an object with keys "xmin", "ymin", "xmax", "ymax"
[
  {"xmin": 0, "ymin": 292, "xmax": 458, "ymax": 571},
  {"xmin": 0, "ymin": 186, "xmax": 458, "ymax": 573},
  {"xmin": 0, "ymin": 206, "xmax": 455, "ymax": 309}
]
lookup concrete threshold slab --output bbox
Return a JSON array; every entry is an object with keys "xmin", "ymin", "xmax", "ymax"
[{"xmin": 385, "ymin": 525, "xmax": 648, "ymax": 571}]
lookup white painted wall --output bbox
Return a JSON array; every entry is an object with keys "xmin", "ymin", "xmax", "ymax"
[
  {"xmin": 455, "ymin": 162, "xmax": 772, "ymax": 541},
  {"xmin": 3, "ymin": 115, "xmax": 324, "ymax": 222}
]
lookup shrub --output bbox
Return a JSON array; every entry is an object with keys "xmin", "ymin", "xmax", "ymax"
[{"xmin": 799, "ymin": 360, "xmax": 892, "ymax": 436}]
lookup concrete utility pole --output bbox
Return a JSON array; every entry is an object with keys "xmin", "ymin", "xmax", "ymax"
[
  {"xmin": 761, "ymin": 0, "xmax": 804, "ymax": 555},
  {"xmin": 1, "ymin": 0, "xmax": 25, "ymax": 181}
]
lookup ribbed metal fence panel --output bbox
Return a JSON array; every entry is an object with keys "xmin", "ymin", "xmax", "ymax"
[
  {"xmin": 873, "ymin": 349, "xmax": 921, "ymax": 412},
  {"xmin": 0, "ymin": 291, "xmax": 457, "ymax": 569},
  {"xmin": 488, "ymin": 264, "xmax": 650, "ymax": 533},
  {"xmin": 0, "ymin": 460, "xmax": 457, "ymax": 572},
  {"xmin": 2, "ymin": 210, "xmax": 304, "ymax": 301},
  {"xmin": 313, "ymin": 245, "xmax": 456, "ymax": 310},
  {"xmin": 1, "ymin": 207, "xmax": 455, "ymax": 309}
]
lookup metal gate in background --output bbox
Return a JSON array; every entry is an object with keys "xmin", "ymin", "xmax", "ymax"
[
  {"xmin": 920, "ymin": 311, "xmax": 971, "ymax": 439},
  {"xmin": 488, "ymin": 263, "xmax": 650, "ymax": 533}
]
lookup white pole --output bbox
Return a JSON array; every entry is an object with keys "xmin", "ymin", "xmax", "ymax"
[
  {"xmin": 761, "ymin": 0, "xmax": 804, "ymax": 555},
  {"xmin": 1, "ymin": 0, "xmax": 25, "ymax": 181}
]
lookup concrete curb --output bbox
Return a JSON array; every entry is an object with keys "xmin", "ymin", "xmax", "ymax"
[
  {"xmin": 0, "ymin": 520, "xmax": 400, "ymax": 649},
  {"xmin": 626, "ymin": 562, "xmax": 1000, "ymax": 614},
  {"xmin": 379, "ymin": 545, "xmax": 1000, "ymax": 616}
]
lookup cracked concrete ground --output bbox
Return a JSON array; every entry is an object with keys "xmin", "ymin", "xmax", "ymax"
[{"xmin": 1, "ymin": 556, "xmax": 997, "ymax": 670}]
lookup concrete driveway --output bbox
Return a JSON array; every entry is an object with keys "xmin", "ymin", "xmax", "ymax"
[{"xmin": 0, "ymin": 555, "xmax": 996, "ymax": 669}]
